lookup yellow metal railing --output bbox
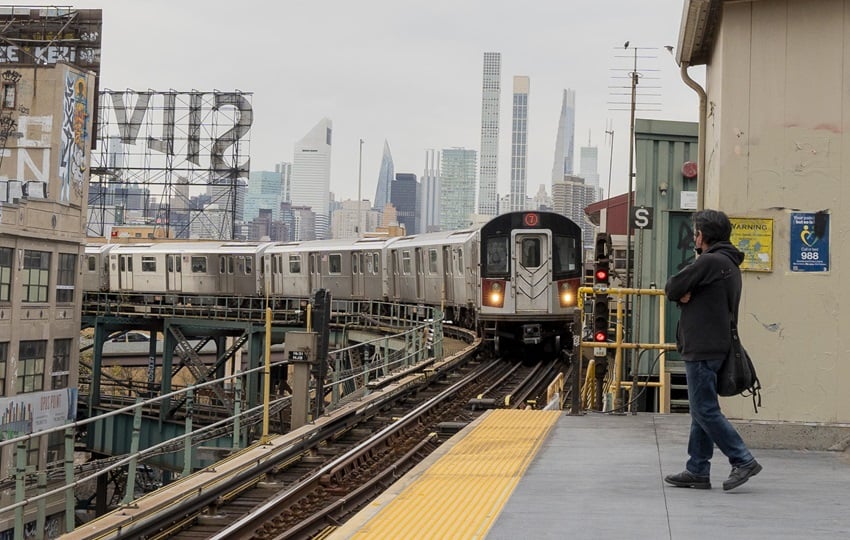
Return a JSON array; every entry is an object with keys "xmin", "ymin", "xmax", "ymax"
[{"xmin": 577, "ymin": 286, "xmax": 677, "ymax": 413}]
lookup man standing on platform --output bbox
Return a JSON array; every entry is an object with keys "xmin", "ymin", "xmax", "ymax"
[{"xmin": 663, "ymin": 209, "xmax": 762, "ymax": 491}]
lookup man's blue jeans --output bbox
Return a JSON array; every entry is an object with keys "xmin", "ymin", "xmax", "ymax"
[{"xmin": 685, "ymin": 358, "xmax": 754, "ymax": 476}]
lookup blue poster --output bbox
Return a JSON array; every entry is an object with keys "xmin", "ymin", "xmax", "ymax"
[{"xmin": 790, "ymin": 212, "xmax": 829, "ymax": 272}]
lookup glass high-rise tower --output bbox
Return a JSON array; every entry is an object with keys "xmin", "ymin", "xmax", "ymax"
[
  {"xmin": 440, "ymin": 148, "xmax": 477, "ymax": 231},
  {"xmin": 552, "ymin": 89, "xmax": 576, "ymax": 183},
  {"xmin": 478, "ymin": 52, "xmax": 501, "ymax": 216},
  {"xmin": 374, "ymin": 140, "xmax": 394, "ymax": 212}
]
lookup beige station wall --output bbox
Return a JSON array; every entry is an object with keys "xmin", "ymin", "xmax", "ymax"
[{"xmin": 704, "ymin": 0, "xmax": 849, "ymax": 423}]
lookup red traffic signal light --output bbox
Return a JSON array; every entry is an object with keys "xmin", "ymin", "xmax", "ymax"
[
  {"xmin": 594, "ymin": 267, "xmax": 609, "ymax": 282},
  {"xmin": 593, "ymin": 294, "xmax": 609, "ymax": 342}
]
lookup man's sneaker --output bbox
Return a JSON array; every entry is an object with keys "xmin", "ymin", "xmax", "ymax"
[
  {"xmin": 723, "ymin": 460, "xmax": 762, "ymax": 491},
  {"xmin": 664, "ymin": 470, "xmax": 711, "ymax": 489}
]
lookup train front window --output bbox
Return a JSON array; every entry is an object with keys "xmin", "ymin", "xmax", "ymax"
[
  {"xmin": 485, "ymin": 237, "xmax": 508, "ymax": 275},
  {"xmin": 553, "ymin": 235, "xmax": 578, "ymax": 274},
  {"xmin": 520, "ymin": 238, "xmax": 540, "ymax": 268}
]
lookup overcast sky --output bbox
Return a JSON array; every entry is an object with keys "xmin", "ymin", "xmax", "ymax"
[{"xmin": 35, "ymin": 0, "xmax": 702, "ymax": 204}]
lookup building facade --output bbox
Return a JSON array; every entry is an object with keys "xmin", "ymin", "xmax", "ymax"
[
  {"xmin": 552, "ymin": 175, "xmax": 597, "ymax": 249},
  {"xmin": 289, "ymin": 118, "xmax": 332, "ymax": 239},
  {"xmin": 373, "ymin": 140, "xmax": 394, "ymax": 214},
  {"xmin": 509, "ymin": 76, "xmax": 530, "ymax": 212},
  {"xmin": 391, "ymin": 173, "xmax": 417, "ymax": 234},
  {"xmin": 440, "ymin": 148, "xmax": 477, "ymax": 231},
  {"xmin": 551, "ymin": 89, "xmax": 576, "ymax": 182},
  {"xmin": 478, "ymin": 52, "xmax": 501, "ymax": 216},
  {"xmin": 0, "ymin": 58, "xmax": 98, "ymax": 531},
  {"xmin": 418, "ymin": 149, "xmax": 441, "ymax": 233}
]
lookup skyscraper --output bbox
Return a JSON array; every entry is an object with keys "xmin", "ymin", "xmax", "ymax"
[
  {"xmin": 552, "ymin": 174, "xmax": 598, "ymax": 250},
  {"xmin": 418, "ymin": 149, "xmax": 441, "ymax": 233},
  {"xmin": 478, "ymin": 52, "xmax": 501, "ymax": 216},
  {"xmin": 391, "ymin": 173, "xmax": 418, "ymax": 234},
  {"xmin": 374, "ymin": 140, "xmax": 394, "ymax": 212},
  {"xmin": 579, "ymin": 141, "xmax": 601, "ymax": 189},
  {"xmin": 509, "ymin": 76, "xmax": 530, "ymax": 212},
  {"xmin": 244, "ymin": 166, "xmax": 286, "ymax": 222},
  {"xmin": 552, "ymin": 89, "xmax": 576, "ymax": 182},
  {"xmin": 578, "ymin": 139, "xmax": 602, "ymax": 248},
  {"xmin": 290, "ymin": 118, "xmax": 332, "ymax": 239},
  {"xmin": 440, "ymin": 148, "xmax": 477, "ymax": 231}
]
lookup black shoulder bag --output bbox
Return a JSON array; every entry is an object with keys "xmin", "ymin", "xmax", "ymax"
[{"xmin": 717, "ymin": 315, "xmax": 762, "ymax": 413}]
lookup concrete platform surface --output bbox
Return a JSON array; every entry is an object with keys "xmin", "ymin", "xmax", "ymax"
[{"xmin": 487, "ymin": 413, "xmax": 850, "ymax": 540}]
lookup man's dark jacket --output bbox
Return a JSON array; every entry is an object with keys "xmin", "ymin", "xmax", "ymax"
[{"xmin": 664, "ymin": 241, "xmax": 744, "ymax": 361}]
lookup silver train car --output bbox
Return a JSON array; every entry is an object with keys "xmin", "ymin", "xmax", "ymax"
[{"xmin": 83, "ymin": 211, "xmax": 583, "ymax": 355}]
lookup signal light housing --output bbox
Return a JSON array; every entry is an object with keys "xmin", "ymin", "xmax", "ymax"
[{"xmin": 593, "ymin": 293, "xmax": 609, "ymax": 342}]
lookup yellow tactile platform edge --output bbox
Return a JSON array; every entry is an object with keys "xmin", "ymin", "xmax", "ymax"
[{"xmin": 348, "ymin": 409, "xmax": 560, "ymax": 539}]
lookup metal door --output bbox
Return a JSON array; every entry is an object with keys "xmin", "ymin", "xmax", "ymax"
[
  {"xmin": 352, "ymin": 252, "xmax": 362, "ymax": 297},
  {"xmin": 118, "ymin": 254, "xmax": 133, "ymax": 290},
  {"xmin": 166, "ymin": 254, "xmax": 182, "ymax": 291},
  {"xmin": 442, "ymin": 246, "xmax": 454, "ymax": 304},
  {"xmin": 415, "ymin": 248, "xmax": 423, "ymax": 300},
  {"xmin": 514, "ymin": 233, "xmax": 550, "ymax": 312}
]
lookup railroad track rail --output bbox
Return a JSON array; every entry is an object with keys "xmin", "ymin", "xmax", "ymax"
[{"xmin": 71, "ymin": 330, "xmax": 565, "ymax": 540}]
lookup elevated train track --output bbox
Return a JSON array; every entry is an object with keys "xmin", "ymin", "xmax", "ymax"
[{"xmin": 68, "ymin": 327, "xmax": 567, "ymax": 540}]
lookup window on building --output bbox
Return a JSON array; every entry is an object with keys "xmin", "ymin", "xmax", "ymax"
[
  {"xmin": 0, "ymin": 342, "xmax": 7, "ymax": 396},
  {"xmin": 57, "ymin": 253, "xmax": 76, "ymax": 303},
  {"xmin": 2, "ymin": 82, "xmax": 16, "ymax": 109},
  {"xmin": 0, "ymin": 247, "xmax": 11, "ymax": 302},
  {"xmin": 51, "ymin": 338, "xmax": 71, "ymax": 390},
  {"xmin": 22, "ymin": 250, "xmax": 50, "ymax": 303},
  {"xmin": 191, "ymin": 256, "xmax": 207, "ymax": 273},
  {"xmin": 141, "ymin": 256, "xmax": 156, "ymax": 272},
  {"xmin": 328, "ymin": 254, "xmax": 341, "ymax": 274},
  {"xmin": 17, "ymin": 340, "xmax": 45, "ymax": 394}
]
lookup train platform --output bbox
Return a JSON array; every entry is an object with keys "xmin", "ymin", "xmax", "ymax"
[{"xmin": 331, "ymin": 410, "xmax": 850, "ymax": 539}]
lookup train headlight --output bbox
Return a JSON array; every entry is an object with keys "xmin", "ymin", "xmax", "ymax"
[
  {"xmin": 483, "ymin": 279, "xmax": 506, "ymax": 308},
  {"xmin": 558, "ymin": 280, "xmax": 576, "ymax": 307}
]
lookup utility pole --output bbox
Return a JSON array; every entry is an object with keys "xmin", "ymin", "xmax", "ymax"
[
  {"xmin": 357, "ymin": 138, "xmax": 364, "ymax": 236},
  {"xmin": 625, "ymin": 43, "xmax": 637, "ymax": 291}
]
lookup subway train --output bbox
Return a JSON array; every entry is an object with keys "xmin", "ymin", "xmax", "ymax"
[{"xmin": 83, "ymin": 211, "xmax": 584, "ymax": 355}]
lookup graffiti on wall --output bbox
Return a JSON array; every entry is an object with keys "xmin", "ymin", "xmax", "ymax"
[{"xmin": 58, "ymin": 71, "xmax": 88, "ymax": 203}]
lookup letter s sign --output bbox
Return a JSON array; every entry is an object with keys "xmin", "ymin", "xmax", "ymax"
[{"xmin": 632, "ymin": 206, "xmax": 653, "ymax": 230}]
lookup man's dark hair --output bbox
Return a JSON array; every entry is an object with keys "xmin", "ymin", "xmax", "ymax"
[{"xmin": 693, "ymin": 209, "xmax": 732, "ymax": 245}]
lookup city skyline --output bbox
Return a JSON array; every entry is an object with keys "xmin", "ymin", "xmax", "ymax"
[{"xmin": 36, "ymin": 0, "xmax": 700, "ymax": 207}]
